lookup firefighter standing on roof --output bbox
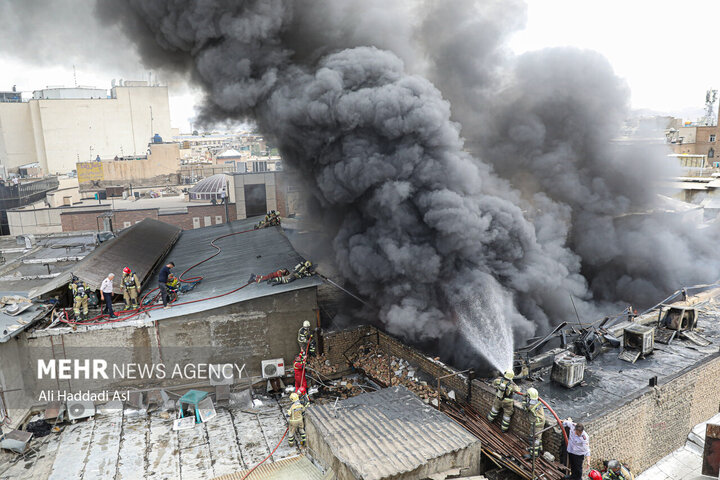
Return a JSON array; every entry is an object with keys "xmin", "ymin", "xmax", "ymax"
[
  {"xmin": 297, "ymin": 320, "xmax": 316, "ymax": 356},
  {"xmin": 294, "ymin": 352, "xmax": 308, "ymax": 393},
  {"xmin": 69, "ymin": 275, "xmax": 89, "ymax": 321},
  {"xmin": 121, "ymin": 267, "xmax": 141, "ymax": 310},
  {"xmin": 524, "ymin": 387, "xmax": 545, "ymax": 459},
  {"xmin": 287, "ymin": 392, "xmax": 307, "ymax": 447},
  {"xmin": 487, "ymin": 370, "xmax": 521, "ymax": 432}
]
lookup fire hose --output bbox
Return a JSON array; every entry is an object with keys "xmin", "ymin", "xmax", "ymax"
[
  {"xmin": 60, "ymin": 227, "xmax": 257, "ymax": 326},
  {"xmin": 516, "ymin": 390, "xmax": 569, "ymax": 447}
]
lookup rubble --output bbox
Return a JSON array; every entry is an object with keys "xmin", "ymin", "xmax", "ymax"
[
  {"xmin": 349, "ymin": 342, "xmax": 442, "ymax": 402},
  {"xmin": 306, "ymin": 354, "xmax": 337, "ymax": 377}
]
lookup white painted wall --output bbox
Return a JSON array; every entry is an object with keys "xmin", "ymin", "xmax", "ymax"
[{"xmin": 0, "ymin": 86, "xmax": 172, "ymax": 175}]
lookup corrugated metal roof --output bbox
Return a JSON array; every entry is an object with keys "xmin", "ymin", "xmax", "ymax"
[
  {"xmin": 308, "ymin": 386, "xmax": 480, "ymax": 480},
  {"xmin": 0, "ymin": 301, "xmax": 51, "ymax": 343},
  {"xmin": 28, "ymin": 218, "xmax": 181, "ymax": 297},
  {"xmin": 212, "ymin": 455, "xmax": 326, "ymax": 480},
  {"xmin": 138, "ymin": 218, "xmax": 323, "ymax": 321}
]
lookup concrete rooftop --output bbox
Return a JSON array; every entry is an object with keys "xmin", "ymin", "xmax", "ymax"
[{"xmin": 522, "ymin": 297, "xmax": 720, "ymax": 422}]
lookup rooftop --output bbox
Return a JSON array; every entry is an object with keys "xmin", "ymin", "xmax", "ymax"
[
  {"xmin": 307, "ymin": 386, "xmax": 480, "ymax": 480},
  {"xmin": 0, "ymin": 396, "xmax": 315, "ymax": 480},
  {"xmin": 522, "ymin": 294, "xmax": 720, "ymax": 422},
  {"xmin": 30, "ymin": 218, "xmax": 322, "ymax": 336}
]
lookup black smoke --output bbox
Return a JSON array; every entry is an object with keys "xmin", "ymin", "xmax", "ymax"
[{"xmin": 85, "ymin": 0, "xmax": 720, "ymax": 368}]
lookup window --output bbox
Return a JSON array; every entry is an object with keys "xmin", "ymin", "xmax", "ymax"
[
  {"xmin": 204, "ymin": 216, "xmax": 212, "ymax": 227},
  {"xmin": 215, "ymin": 216, "xmax": 222, "ymax": 224},
  {"xmin": 711, "ymin": 134, "xmax": 716, "ymax": 142},
  {"xmin": 123, "ymin": 221, "xmax": 131, "ymax": 228},
  {"xmin": 710, "ymin": 148, "xmax": 715, "ymax": 159},
  {"xmin": 192, "ymin": 217, "xmax": 200, "ymax": 229}
]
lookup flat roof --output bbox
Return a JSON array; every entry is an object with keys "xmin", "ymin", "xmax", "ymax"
[{"xmin": 521, "ymin": 296, "xmax": 720, "ymax": 422}]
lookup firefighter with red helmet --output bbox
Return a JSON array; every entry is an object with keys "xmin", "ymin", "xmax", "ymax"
[
  {"xmin": 121, "ymin": 267, "xmax": 141, "ymax": 310},
  {"xmin": 588, "ymin": 470, "xmax": 602, "ymax": 480}
]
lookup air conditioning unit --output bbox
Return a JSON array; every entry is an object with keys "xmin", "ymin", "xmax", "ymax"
[
  {"xmin": 623, "ymin": 324, "xmax": 655, "ymax": 355},
  {"xmin": 261, "ymin": 358, "xmax": 285, "ymax": 379},
  {"xmin": 551, "ymin": 351, "xmax": 586, "ymax": 388},
  {"xmin": 662, "ymin": 307, "xmax": 698, "ymax": 331}
]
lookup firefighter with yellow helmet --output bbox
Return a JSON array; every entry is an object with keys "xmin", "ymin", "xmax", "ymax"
[
  {"xmin": 524, "ymin": 387, "xmax": 545, "ymax": 459},
  {"xmin": 287, "ymin": 392, "xmax": 307, "ymax": 447},
  {"xmin": 488, "ymin": 369, "xmax": 521, "ymax": 432}
]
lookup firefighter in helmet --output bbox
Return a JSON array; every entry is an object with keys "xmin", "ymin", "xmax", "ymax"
[
  {"xmin": 287, "ymin": 392, "xmax": 307, "ymax": 447},
  {"xmin": 297, "ymin": 320, "xmax": 317, "ymax": 356},
  {"xmin": 270, "ymin": 260, "xmax": 315, "ymax": 286},
  {"xmin": 69, "ymin": 275, "xmax": 89, "ymax": 321},
  {"xmin": 524, "ymin": 387, "xmax": 545, "ymax": 459},
  {"xmin": 121, "ymin": 267, "xmax": 141, "ymax": 310},
  {"xmin": 488, "ymin": 369, "xmax": 521, "ymax": 432}
]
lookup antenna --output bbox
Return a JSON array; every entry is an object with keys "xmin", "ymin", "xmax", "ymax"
[{"xmin": 704, "ymin": 88, "xmax": 718, "ymax": 126}]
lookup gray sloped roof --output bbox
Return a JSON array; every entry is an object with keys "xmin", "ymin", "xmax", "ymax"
[
  {"xmin": 307, "ymin": 386, "xmax": 480, "ymax": 480},
  {"xmin": 137, "ymin": 218, "xmax": 322, "ymax": 321},
  {"xmin": 28, "ymin": 218, "xmax": 181, "ymax": 297}
]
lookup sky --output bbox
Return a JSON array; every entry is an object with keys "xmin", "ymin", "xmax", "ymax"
[{"xmin": 1, "ymin": 0, "xmax": 718, "ymax": 131}]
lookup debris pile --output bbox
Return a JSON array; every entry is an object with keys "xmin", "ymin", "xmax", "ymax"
[
  {"xmin": 306, "ymin": 354, "xmax": 337, "ymax": 377},
  {"xmin": 350, "ymin": 343, "xmax": 441, "ymax": 403}
]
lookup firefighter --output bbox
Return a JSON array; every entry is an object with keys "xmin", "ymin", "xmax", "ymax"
[
  {"xmin": 294, "ymin": 352, "xmax": 307, "ymax": 393},
  {"xmin": 121, "ymin": 267, "xmax": 141, "ymax": 310},
  {"xmin": 297, "ymin": 320, "xmax": 312, "ymax": 352},
  {"xmin": 287, "ymin": 392, "xmax": 307, "ymax": 447},
  {"xmin": 69, "ymin": 275, "xmax": 89, "ymax": 321},
  {"xmin": 248, "ymin": 268, "xmax": 290, "ymax": 284},
  {"xmin": 602, "ymin": 460, "xmax": 627, "ymax": 480},
  {"xmin": 487, "ymin": 369, "xmax": 521, "ymax": 432},
  {"xmin": 523, "ymin": 387, "xmax": 545, "ymax": 460},
  {"xmin": 269, "ymin": 261, "xmax": 314, "ymax": 286},
  {"xmin": 269, "ymin": 210, "xmax": 281, "ymax": 226}
]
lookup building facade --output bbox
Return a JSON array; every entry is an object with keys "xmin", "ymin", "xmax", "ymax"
[{"xmin": 0, "ymin": 84, "xmax": 172, "ymax": 175}]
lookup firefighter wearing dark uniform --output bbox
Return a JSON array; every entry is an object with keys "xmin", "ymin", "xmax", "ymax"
[
  {"xmin": 524, "ymin": 387, "xmax": 545, "ymax": 459},
  {"xmin": 69, "ymin": 276, "xmax": 89, "ymax": 321},
  {"xmin": 287, "ymin": 392, "xmax": 307, "ymax": 447},
  {"xmin": 121, "ymin": 267, "xmax": 141, "ymax": 309},
  {"xmin": 488, "ymin": 370, "xmax": 521, "ymax": 432},
  {"xmin": 297, "ymin": 320, "xmax": 317, "ymax": 355}
]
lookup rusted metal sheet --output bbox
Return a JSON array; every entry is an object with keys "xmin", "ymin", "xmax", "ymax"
[
  {"xmin": 441, "ymin": 401, "xmax": 567, "ymax": 480},
  {"xmin": 29, "ymin": 218, "xmax": 181, "ymax": 297},
  {"xmin": 702, "ymin": 423, "xmax": 720, "ymax": 477}
]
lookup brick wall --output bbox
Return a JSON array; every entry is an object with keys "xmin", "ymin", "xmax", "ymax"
[
  {"xmin": 60, "ymin": 204, "xmax": 237, "ymax": 232},
  {"xmin": 322, "ymin": 326, "xmax": 720, "ymax": 474},
  {"xmin": 583, "ymin": 353, "xmax": 720, "ymax": 473}
]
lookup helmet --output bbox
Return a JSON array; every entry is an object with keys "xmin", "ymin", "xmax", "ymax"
[
  {"xmin": 303, "ymin": 320, "xmax": 310, "ymax": 328},
  {"xmin": 589, "ymin": 470, "xmax": 602, "ymax": 480},
  {"xmin": 297, "ymin": 386, "xmax": 306, "ymax": 395},
  {"xmin": 304, "ymin": 261, "xmax": 312, "ymax": 268},
  {"xmin": 607, "ymin": 460, "xmax": 621, "ymax": 472},
  {"xmin": 71, "ymin": 275, "xmax": 78, "ymax": 283},
  {"xmin": 123, "ymin": 267, "xmax": 131, "ymax": 274},
  {"xmin": 289, "ymin": 392, "xmax": 299, "ymax": 402},
  {"xmin": 527, "ymin": 387, "xmax": 539, "ymax": 400},
  {"xmin": 503, "ymin": 370, "xmax": 515, "ymax": 380}
]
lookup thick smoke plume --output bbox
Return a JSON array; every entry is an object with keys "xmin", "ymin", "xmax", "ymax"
[{"xmin": 89, "ymin": 0, "xmax": 720, "ymax": 368}]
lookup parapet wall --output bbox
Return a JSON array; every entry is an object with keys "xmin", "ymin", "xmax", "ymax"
[{"xmin": 322, "ymin": 325, "xmax": 720, "ymax": 473}]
